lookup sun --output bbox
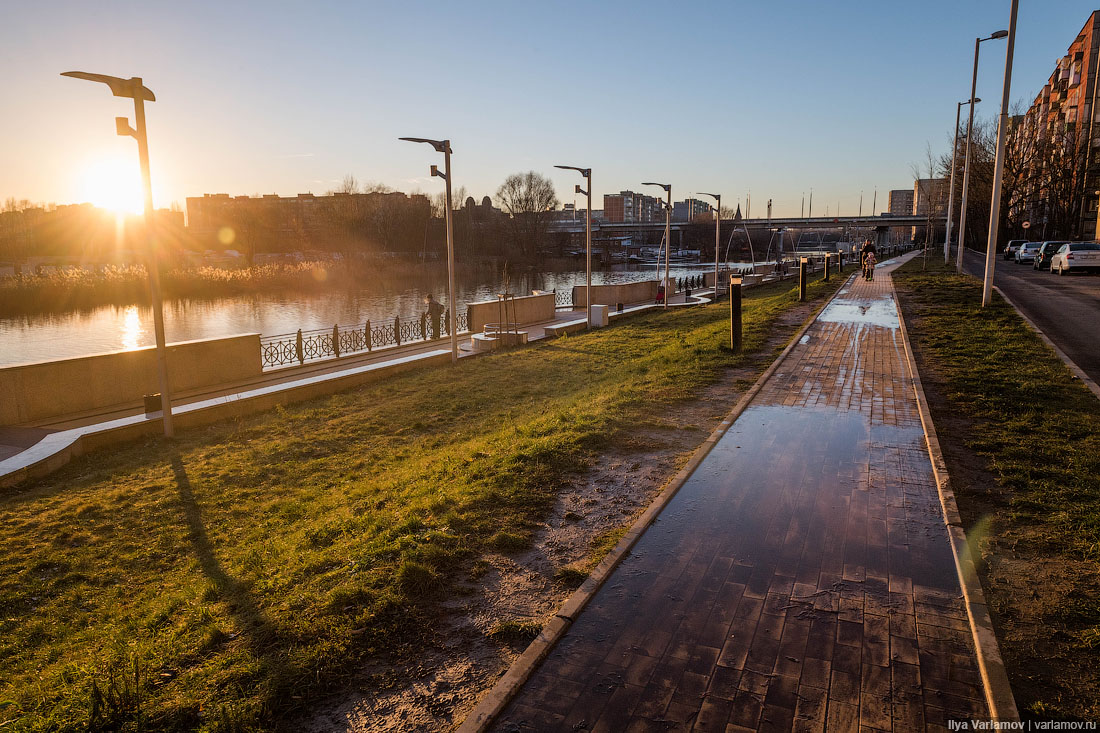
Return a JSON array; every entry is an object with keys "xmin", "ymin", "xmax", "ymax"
[{"xmin": 76, "ymin": 155, "xmax": 144, "ymax": 215}]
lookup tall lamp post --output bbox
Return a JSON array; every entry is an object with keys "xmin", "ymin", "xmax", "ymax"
[
  {"xmin": 698, "ymin": 192, "xmax": 721, "ymax": 298},
  {"xmin": 642, "ymin": 182, "xmax": 672, "ymax": 307},
  {"xmin": 982, "ymin": 0, "xmax": 1020, "ymax": 307},
  {"xmin": 944, "ymin": 98, "xmax": 980, "ymax": 263},
  {"xmin": 399, "ymin": 137, "xmax": 458, "ymax": 362},
  {"xmin": 956, "ymin": 29, "xmax": 1009, "ymax": 274},
  {"xmin": 62, "ymin": 71, "xmax": 173, "ymax": 437},
  {"xmin": 555, "ymin": 165, "xmax": 592, "ymax": 327}
]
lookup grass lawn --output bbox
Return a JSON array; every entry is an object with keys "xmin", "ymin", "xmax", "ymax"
[
  {"xmin": 0, "ymin": 274, "xmax": 843, "ymax": 732},
  {"xmin": 893, "ymin": 255, "xmax": 1100, "ymax": 720}
]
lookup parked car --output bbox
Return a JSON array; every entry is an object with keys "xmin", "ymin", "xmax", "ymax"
[
  {"xmin": 1034, "ymin": 241, "xmax": 1070, "ymax": 270},
  {"xmin": 1003, "ymin": 240, "xmax": 1027, "ymax": 260},
  {"xmin": 1050, "ymin": 242, "xmax": 1100, "ymax": 274},
  {"xmin": 1015, "ymin": 242, "xmax": 1042, "ymax": 264}
]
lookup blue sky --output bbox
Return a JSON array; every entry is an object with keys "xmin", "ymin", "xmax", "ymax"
[{"xmin": 1, "ymin": 0, "xmax": 1097, "ymax": 218}]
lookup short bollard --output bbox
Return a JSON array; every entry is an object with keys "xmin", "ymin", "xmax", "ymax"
[
  {"xmin": 729, "ymin": 275, "xmax": 742, "ymax": 353},
  {"xmin": 799, "ymin": 258, "xmax": 808, "ymax": 302},
  {"xmin": 332, "ymin": 324, "xmax": 340, "ymax": 357},
  {"xmin": 839, "ymin": 252, "xmax": 845, "ymax": 272},
  {"xmin": 824, "ymin": 254, "xmax": 831, "ymax": 282}
]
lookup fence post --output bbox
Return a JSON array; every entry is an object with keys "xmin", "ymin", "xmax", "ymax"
[
  {"xmin": 420, "ymin": 313, "xmax": 427, "ymax": 341},
  {"xmin": 799, "ymin": 258, "xmax": 808, "ymax": 302},
  {"xmin": 394, "ymin": 316, "xmax": 401, "ymax": 346},
  {"xmin": 444, "ymin": 309, "xmax": 451, "ymax": 336},
  {"xmin": 295, "ymin": 329, "xmax": 304, "ymax": 365},
  {"xmin": 824, "ymin": 253, "xmax": 831, "ymax": 282},
  {"xmin": 332, "ymin": 324, "xmax": 340, "ymax": 357},
  {"xmin": 365, "ymin": 320, "xmax": 372, "ymax": 351}
]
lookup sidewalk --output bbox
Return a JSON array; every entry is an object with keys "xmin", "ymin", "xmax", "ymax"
[
  {"xmin": 0, "ymin": 290, "xmax": 707, "ymax": 487},
  {"xmin": 484, "ymin": 258, "xmax": 1000, "ymax": 731}
]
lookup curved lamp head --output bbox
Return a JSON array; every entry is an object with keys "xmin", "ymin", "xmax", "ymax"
[
  {"xmin": 698, "ymin": 191, "xmax": 720, "ymax": 202},
  {"xmin": 641, "ymin": 182, "xmax": 670, "ymax": 192},
  {"xmin": 555, "ymin": 165, "xmax": 590, "ymax": 178},
  {"xmin": 399, "ymin": 137, "xmax": 451, "ymax": 154},
  {"xmin": 61, "ymin": 71, "xmax": 155, "ymax": 101},
  {"xmin": 989, "ymin": 29, "xmax": 1009, "ymax": 39}
]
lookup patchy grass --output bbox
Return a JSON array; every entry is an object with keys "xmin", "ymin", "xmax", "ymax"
[
  {"xmin": 0, "ymin": 274, "xmax": 842, "ymax": 732},
  {"xmin": 893, "ymin": 256, "xmax": 1100, "ymax": 720}
]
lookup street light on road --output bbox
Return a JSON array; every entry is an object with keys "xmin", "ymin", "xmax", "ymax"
[
  {"xmin": 555, "ymin": 165, "xmax": 592, "ymax": 327},
  {"xmin": 956, "ymin": 28, "xmax": 1009, "ymax": 274},
  {"xmin": 61, "ymin": 71, "xmax": 174, "ymax": 437},
  {"xmin": 982, "ymin": 1, "xmax": 1020, "ymax": 308},
  {"xmin": 944, "ymin": 97, "xmax": 980, "ymax": 264},
  {"xmin": 642, "ymin": 182, "xmax": 672, "ymax": 307},
  {"xmin": 399, "ymin": 137, "xmax": 458, "ymax": 362},
  {"xmin": 698, "ymin": 192, "xmax": 721, "ymax": 299}
]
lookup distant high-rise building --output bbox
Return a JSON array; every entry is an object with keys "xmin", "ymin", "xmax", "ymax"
[
  {"xmin": 887, "ymin": 189, "xmax": 914, "ymax": 216},
  {"xmin": 672, "ymin": 198, "xmax": 714, "ymax": 222},
  {"xmin": 603, "ymin": 191, "xmax": 661, "ymax": 223}
]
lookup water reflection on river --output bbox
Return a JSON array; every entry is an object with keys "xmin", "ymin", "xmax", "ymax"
[{"xmin": 0, "ymin": 262, "xmax": 734, "ymax": 366}]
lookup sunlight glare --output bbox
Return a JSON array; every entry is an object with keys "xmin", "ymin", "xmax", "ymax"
[
  {"xmin": 120, "ymin": 305, "xmax": 145, "ymax": 350},
  {"xmin": 77, "ymin": 156, "xmax": 144, "ymax": 216}
]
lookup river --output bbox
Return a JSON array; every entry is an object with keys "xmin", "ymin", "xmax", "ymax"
[{"xmin": 0, "ymin": 262, "xmax": 738, "ymax": 367}]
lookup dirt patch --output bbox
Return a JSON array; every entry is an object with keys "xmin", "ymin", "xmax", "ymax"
[
  {"xmin": 298, "ymin": 303, "xmax": 819, "ymax": 732},
  {"xmin": 898, "ymin": 294, "xmax": 1100, "ymax": 721}
]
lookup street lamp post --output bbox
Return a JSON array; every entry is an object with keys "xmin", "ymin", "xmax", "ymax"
[
  {"xmin": 61, "ymin": 71, "xmax": 174, "ymax": 438},
  {"xmin": 555, "ymin": 166, "xmax": 592, "ymax": 327},
  {"xmin": 982, "ymin": 0, "xmax": 1020, "ymax": 307},
  {"xmin": 642, "ymin": 182, "xmax": 672, "ymax": 307},
  {"xmin": 956, "ymin": 29, "xmax": 1009, "ymax": 274},
  {"xmin": 699, "ymin": 192, "xmax": 721, "ymax": 299},
  {"xmin": 945, "ymin": 98, "xmax": 980, "ymax": 264},
  {"xmin": 399, "ymin": 137, "xmax": 458, "ymax": 361}
]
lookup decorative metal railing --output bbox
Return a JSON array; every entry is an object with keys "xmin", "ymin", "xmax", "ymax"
[
  {"xmin": 260, "ymin": 309, "xmax": 470, "ymax": 369},
  {"xmin": 554, "ymin": 289, "xmax": 573, "ymax": 308}
]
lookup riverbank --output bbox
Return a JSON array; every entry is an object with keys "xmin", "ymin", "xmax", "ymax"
[
  {"xmin": 893, "ymin": 256, "xmax": 1100, "ymax": 721},
  {"xmin": 0, "ymin": 274, "xmax": 844, "ymax": 732},
  {"xmin": 0, "ymin": 260, "xmax": 492, "ymax": 317}
]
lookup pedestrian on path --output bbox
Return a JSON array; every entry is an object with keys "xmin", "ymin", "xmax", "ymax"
[{"xmin": 864, "ymin": 250, "xmax": 877, "ymax": 281}]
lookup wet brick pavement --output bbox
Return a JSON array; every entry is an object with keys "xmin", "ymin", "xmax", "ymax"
[{"xmin": 491, "ymin": 264, "xmax": 988, "ymax": 732}]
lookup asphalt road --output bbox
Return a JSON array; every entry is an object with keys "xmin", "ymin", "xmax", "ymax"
[{"xmin": 959, "ymin": 246, "xmax": 1100, "ymax": 385}]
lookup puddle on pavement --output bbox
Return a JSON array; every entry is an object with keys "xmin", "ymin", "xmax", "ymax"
[
  {"xmin": 552, "ymin": 402, "xmax": 951, "ymax": 649},
  {"xmin": 817, "ymin": 297, "xmax": 899, "ymax": 329}
]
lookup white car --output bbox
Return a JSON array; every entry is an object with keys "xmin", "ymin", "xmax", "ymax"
[
  {"xmin": 1050, "ymin": 242, "xmax": 1100, "ymax": 274},
  {"xmin": 1015, "ymin": 242, "xmax": 1042, "ymax": 263}
]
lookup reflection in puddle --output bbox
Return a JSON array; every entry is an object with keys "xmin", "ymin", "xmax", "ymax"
[{"xmin": 818, "ymin": 298, "xmax": 899, "ymax": 329}]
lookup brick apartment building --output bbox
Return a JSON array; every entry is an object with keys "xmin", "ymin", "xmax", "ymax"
[
  {"xmin": 1019, "ymin": 10, "xmax": 1100, "ymax": 239},
  {"xmin": 602, "ymin": 191, "xmax": 661, "ymax": 223}
]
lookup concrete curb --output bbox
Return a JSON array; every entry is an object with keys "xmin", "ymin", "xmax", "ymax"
[
  {"xmin": 992, "ymin": 285, "xmax": 1100, "ymax": 402},
  {"xmin": 456, "ymin": 272, "xmax": 856, "ymax": 733},
  {"xmin": 892, "ymin": 288, "xmax": 1020, "ymax": 723}
]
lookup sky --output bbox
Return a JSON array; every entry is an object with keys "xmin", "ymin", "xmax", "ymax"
[{"xmin": 2, "ymin": 0, "xmax": 1098, "ymax": 219}]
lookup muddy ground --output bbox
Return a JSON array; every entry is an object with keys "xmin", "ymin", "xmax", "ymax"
[{"xmin": 298, "ymin": 302, "xmax": 820, "ymax": 732}]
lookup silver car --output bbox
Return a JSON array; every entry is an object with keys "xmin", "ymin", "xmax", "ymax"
[
  {"xmin": 1050, "ymin": 242, "xmax": 1100, "ymax": 274},
  {"xmin": 1015, "ymin": 242, "xmax": 1042, "ymax": 263}
]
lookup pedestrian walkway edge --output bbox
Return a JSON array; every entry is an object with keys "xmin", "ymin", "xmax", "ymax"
[
  {"xmin": 456, "ymin": 273, "xmax": 856, "ymax": 733},
  {"xmin": 892, "ymin": 290, "xmax": 1021, "ymax": 723},
  {"xmin": 992, "ymin": 284, "xmax": 1100, "ymax": 402}
]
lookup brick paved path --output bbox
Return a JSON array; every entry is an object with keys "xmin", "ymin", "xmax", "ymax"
[{"xmin": 492, "ymin": 263, "xmax": 988, "ymax": 732}]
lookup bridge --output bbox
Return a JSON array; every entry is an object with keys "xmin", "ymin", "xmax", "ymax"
[{"xmin": 549, "ymin": 214, "xmax": 944, "ymax": 235}]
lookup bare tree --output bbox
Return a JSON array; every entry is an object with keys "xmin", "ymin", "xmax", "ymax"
[{"xmin": 495, "ymin": 171, "xmax": 559, "ymax": 259}]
